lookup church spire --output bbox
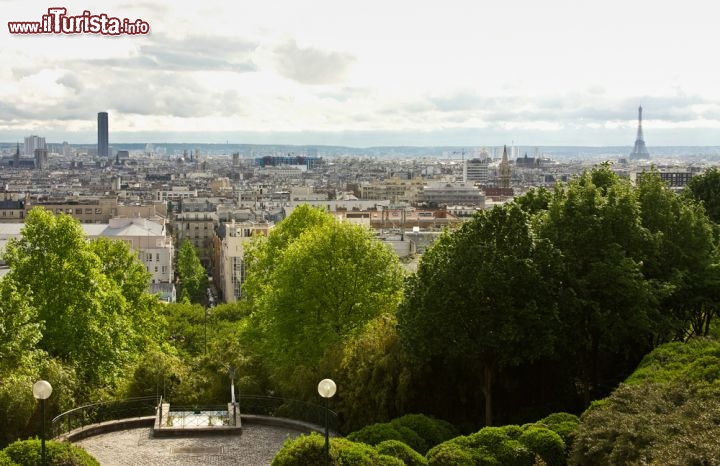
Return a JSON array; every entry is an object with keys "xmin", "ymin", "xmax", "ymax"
[{"xmin": 499, "ymin": 145, "xmax": 511, "ymax": 189}]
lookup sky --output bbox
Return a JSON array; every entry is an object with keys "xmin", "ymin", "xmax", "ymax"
[{"xmin": 2, "ymin": 0, "xmax": 720, "ymax": 147}]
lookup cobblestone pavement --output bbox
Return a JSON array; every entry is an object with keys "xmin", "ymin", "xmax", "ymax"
[{"xmin": 75, "ymin": 425, "xmax": 304, "ymax": 465}]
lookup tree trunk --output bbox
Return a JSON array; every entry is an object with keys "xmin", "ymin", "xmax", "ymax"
[{"xmin": 483, "ymin": 364, "xmax": 493, "ymax": 426}]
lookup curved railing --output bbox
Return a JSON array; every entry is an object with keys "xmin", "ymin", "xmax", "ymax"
[
  {"xmin": 238, "ymin": 395, "xmax": 339, "ymax": 432},
  {"xmin": 51, "ymin": 395, "xmax": 339, "ymax": 439},
  {"xmin": 50, "ymin": 396, "xmax": 157, "ymax": 439}
]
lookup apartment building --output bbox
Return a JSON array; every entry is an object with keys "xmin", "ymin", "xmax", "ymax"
[
  {"xmin": 83, "ymin": 217, "xmax": 174, "ymax": 285},
  {"xmin": 215, "ymin": 220, "xmax": 273, "ymax": 303},
  {"xmin": 0, "ymin": 216, "xmax": 174, "ymax": 291}
]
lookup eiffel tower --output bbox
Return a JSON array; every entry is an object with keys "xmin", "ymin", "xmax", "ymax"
[{"xmin": 629, "ymin": 106, "xmax": 650, "ymax": 160}]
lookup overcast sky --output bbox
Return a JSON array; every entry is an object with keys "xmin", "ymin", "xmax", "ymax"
[{"xmin": 2, "ymin": 0, "xmax": 720, "ymax": 146}]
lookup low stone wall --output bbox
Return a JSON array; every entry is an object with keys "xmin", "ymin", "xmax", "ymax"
[
  {"xmin": 59, "ymin": 415, "xmax": 330, "ymax": 443},
  {"xmin": 58, "ymin": 416, "xmax": 156, "ymax": 442}
]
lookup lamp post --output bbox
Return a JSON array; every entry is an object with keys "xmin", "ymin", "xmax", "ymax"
[
  {"xmin": 32, "ymin": 380, "xmax": 52, "ymax": 466},
  {"xmin": 317, "ymin": 378, "xmax": 336, "ymax": 466}
]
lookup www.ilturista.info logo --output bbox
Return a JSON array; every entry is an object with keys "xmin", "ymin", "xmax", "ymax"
[{"xmin": 8, "ymin": 8, "xmax": 150, "ymax": 35}]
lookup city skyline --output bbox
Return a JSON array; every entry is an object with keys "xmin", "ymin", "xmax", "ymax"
[{"xmin": 3, "ymin": 0, "xmax": 720, "ymax": 147}]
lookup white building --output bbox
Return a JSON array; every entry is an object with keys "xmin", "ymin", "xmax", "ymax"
[
  {"xmin": 218, "ymin": 220, "xmax": 272, "ymax": 303},
  {"xmin": 0, "ymin": 217, "xmax": 174, "ymax": 296},
  {"xmin": 155, "ymin": 186, "xmax": 198, "ymax": 202},
  {"xmin": 83, "ymin": 217, "xmax": 174, "ymax": 285},
  {"xmin": 464, "ymin": 158, "xmax": 490, "ymax": 183},
  {"xmin": 24, "ymin": 135, "xmax": 46, "ymax": 156}
]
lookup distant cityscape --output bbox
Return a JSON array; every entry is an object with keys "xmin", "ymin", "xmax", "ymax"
[{"xmin": 1, "ymin": 107, "xmax": 718, "ymax": 306}]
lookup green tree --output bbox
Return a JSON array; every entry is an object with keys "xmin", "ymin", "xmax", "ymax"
[
  {"xmin": 245, "ymin": 208, "xmax": 405, "ymax": 397},
  {"xmin": 536, "ymin": 167, "xmax": 656, "ymax": 404},
  {"xmin": 1, "ymin": 207, "xmax": 157, "ymax": 389},
  {"xmin": 685, "ymin": 166, "xmax": 720, "ymax": 224},
  {"xmin": 637, "ymin": 169, "xmax": 720, "ymax": 339},
  {"xmin": 0, "ymin": 279, "xmax": 41, "ymax": 371},
  {"xmin": 398, "ymin": 203, "xmax": 565, "ymax": 426},
  {"xmin": 176, "ymin": 239, "xmax": 207, "ymax": 303},
  {"xmin": 337, "ymin": 314, "xmax": 413, "ymax": 433}
]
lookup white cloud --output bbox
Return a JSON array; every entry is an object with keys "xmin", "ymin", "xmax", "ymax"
[{"xmin": 1, "ymin": 0, "xmax": 720, "ymax": 145}]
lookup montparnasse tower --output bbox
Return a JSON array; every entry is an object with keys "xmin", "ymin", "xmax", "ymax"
[{"xmin": 629, "ymin": 106, "xmax": 650, "ymax": 160}]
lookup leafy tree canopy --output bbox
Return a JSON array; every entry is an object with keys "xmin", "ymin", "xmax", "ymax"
[
  {"xmin": 1, "ymin": 207, "xmax": 160, "ymax": 388},
  {"xmin": 244, "ymin": 206, "xmax": 405, "ymax": 397},
  {"xmin": 176, "ymin": 239, "xmax": 207, "ymax": 303}
]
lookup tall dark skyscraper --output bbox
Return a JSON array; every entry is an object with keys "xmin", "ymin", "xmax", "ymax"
[
  {"xmin": 629, "ymin": 106, "xmax": 650, "ymax": 160},
  {"xmin": 97, "ymin": 112, "xmax": 109, "ymax": 157}
]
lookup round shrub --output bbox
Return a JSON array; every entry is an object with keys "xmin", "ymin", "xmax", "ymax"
[
  {"xmin": 532, "ymin": 413, "xmax": 580, "ymax": 453},
  {"xmin": 3, "ymin": 439, "xmax": 99, "ymax": 466},
  {"xmin": 272, "ymin": 433, "xmax": 326, "ymax": 466},
  {"xmin": 393, "ymin": 426, "xmax": 427, "ymax": 455},
  {"xmin": 501, "ymin": 425, "xmax": 524, "ymax": 440},
  {"xmin": 545, "ymin": 421, "xmax": 578, "ymax": 453},
  {"xmin": 377, "ymin": 455, "xmax": 405, "ymax": 466},
  {"xmin": 464, "ymin": 428, "xmax": 534, "ymax": 466},
  {"xmin": 332, "ymin": 438, "xmax": 381, "ymax": 466},
  {"xmin": 538, "ymin": 413, "xmax": 580, "ymax": 426},
  {"xmin": 347, "ymin": 423, "xmax": 403, "ymax": 446},
  {"xmin": 376, "ymin": 440, "xmax": 427, "ymax": 466},
  {"xmin": 391, "ymin": 414, "xmax": 458, "ymax": 452},
  {"xmin": 518, "ymin": 427, "xmax": 565, "ymax": 466},
  {"xmin": 426, "ymin": 441, "xmax": 483, "ymax": 466}
]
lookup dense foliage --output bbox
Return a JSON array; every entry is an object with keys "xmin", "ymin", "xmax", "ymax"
[
  {"xmin": 242, "ymin": 205, "xmax": 405, "ymax": 400},
  {"xmin": 571, "ymin": 338, "xmax": 720, "ymax": 465},
  {"xmin": 176, "ymin": 239, "xmax": 207, "ymax": 303},
  {"xmin": 0, "ymin": 208, "xmax": 162, "ymax": 446},
  {"xmin": 685, "ymin": 166, "xmax": 720, "ymax": 224},
  {"xmin": 396, "ymin": 166, "xmax": 719, "ymax": 427},
  {"xmin": 2, "ymin": 439, "xmax": 99, "ymax": 466},
  {"xmin": 2, "ymin": 165, "xmax": 719, "ymax": 458},
  {"xmin": 274, "ymin": 412, "xmax": 578, "ymax": 465},
  {"xmin": 399, "ymin": 203, "xmax": 565, "ymax": 425}
]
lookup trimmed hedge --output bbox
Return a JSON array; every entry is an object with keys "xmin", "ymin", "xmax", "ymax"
[
  {"xmin": 426, "ymin": 438, "xmax": 498, "ymax": 466},
  {"xmin": 347, "ymin": 414, "xmax": 457, "ymax": 455},
  {"xmin": 2, "ymin": 439, "xmax": 99, "ymax": 466},
  {"xmin": 272, "ymin": 433, "xmax": 326, "ymax": 466},
  {"xmin": 332, "ymin": 438, "xmax": 381, "ymax": 465},
  {"xmin": 391, "ymin": 414, "xmax": 458, "ymax": 453},
  {"xmin": 518, "ymin": 428, "xmax": 565, "ymax": 466},
  {"xmin": 375, "ymin": 440, "xmax": 427, "ymax": 466}
]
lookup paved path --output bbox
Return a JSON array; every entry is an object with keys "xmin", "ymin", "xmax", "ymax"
[{"xmin": 75, "ymin": 425, "xmax": 304, "ymax": 465}]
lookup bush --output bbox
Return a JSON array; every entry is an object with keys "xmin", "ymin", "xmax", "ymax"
[
  {"xmin": 501, "ymin": 425, "xmax": 524, "ymax": 440},
  {"xmin": 464, "ymin": 427, "xmax": 534, "ymax": 466},
  {"xmin": 347, "ymin": 422, "xmax": 426, "ymax": 454},
  {"xmin": 332, "ymin": 438, "xmax": 381, "ymax": 466},
  {"xmin": 377, "ymin": 455, "xmax": 405, "ymax": 466},
  {"xmin": 376, "ymin": 440, "xmax": 427, "ymax": 466},
  {"xmin": 426, "ymin": 440, "xmax": 487, "ymax": 466},
  {"xmin": 3, "ymin": 439, "xmax": 99, "ymax": 466},
  {"xmin": 532, "ymin": 412, "xmax": 580, "ymax": 453},
  {"xmin": 0, "ymin": 451, "xmax": 17, "ymax": 466},
  {"xmin": 347, "ymin": 423, "xmax": 403, "ymax": 446},
  {"xmin": 391, "ymin": 414, "xmax": 458, "ymax": 452},
  {"xmin": 538, "ymin": 413, "xmax": 580, "ymax": 426},
  {"xmin": 518, "ymin": 428, "xmax": 565, "ymax": 466},
  {"xmin": 570, "ymin": 382, "xmax": 720, "ymax": 466},
  {"xmin": 544, "ymin": 422, "xmax": 578, "ymax": 453},
  {"xmin": 272, "ymin": 433, "xmax": 326, "ymax": 466}
]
